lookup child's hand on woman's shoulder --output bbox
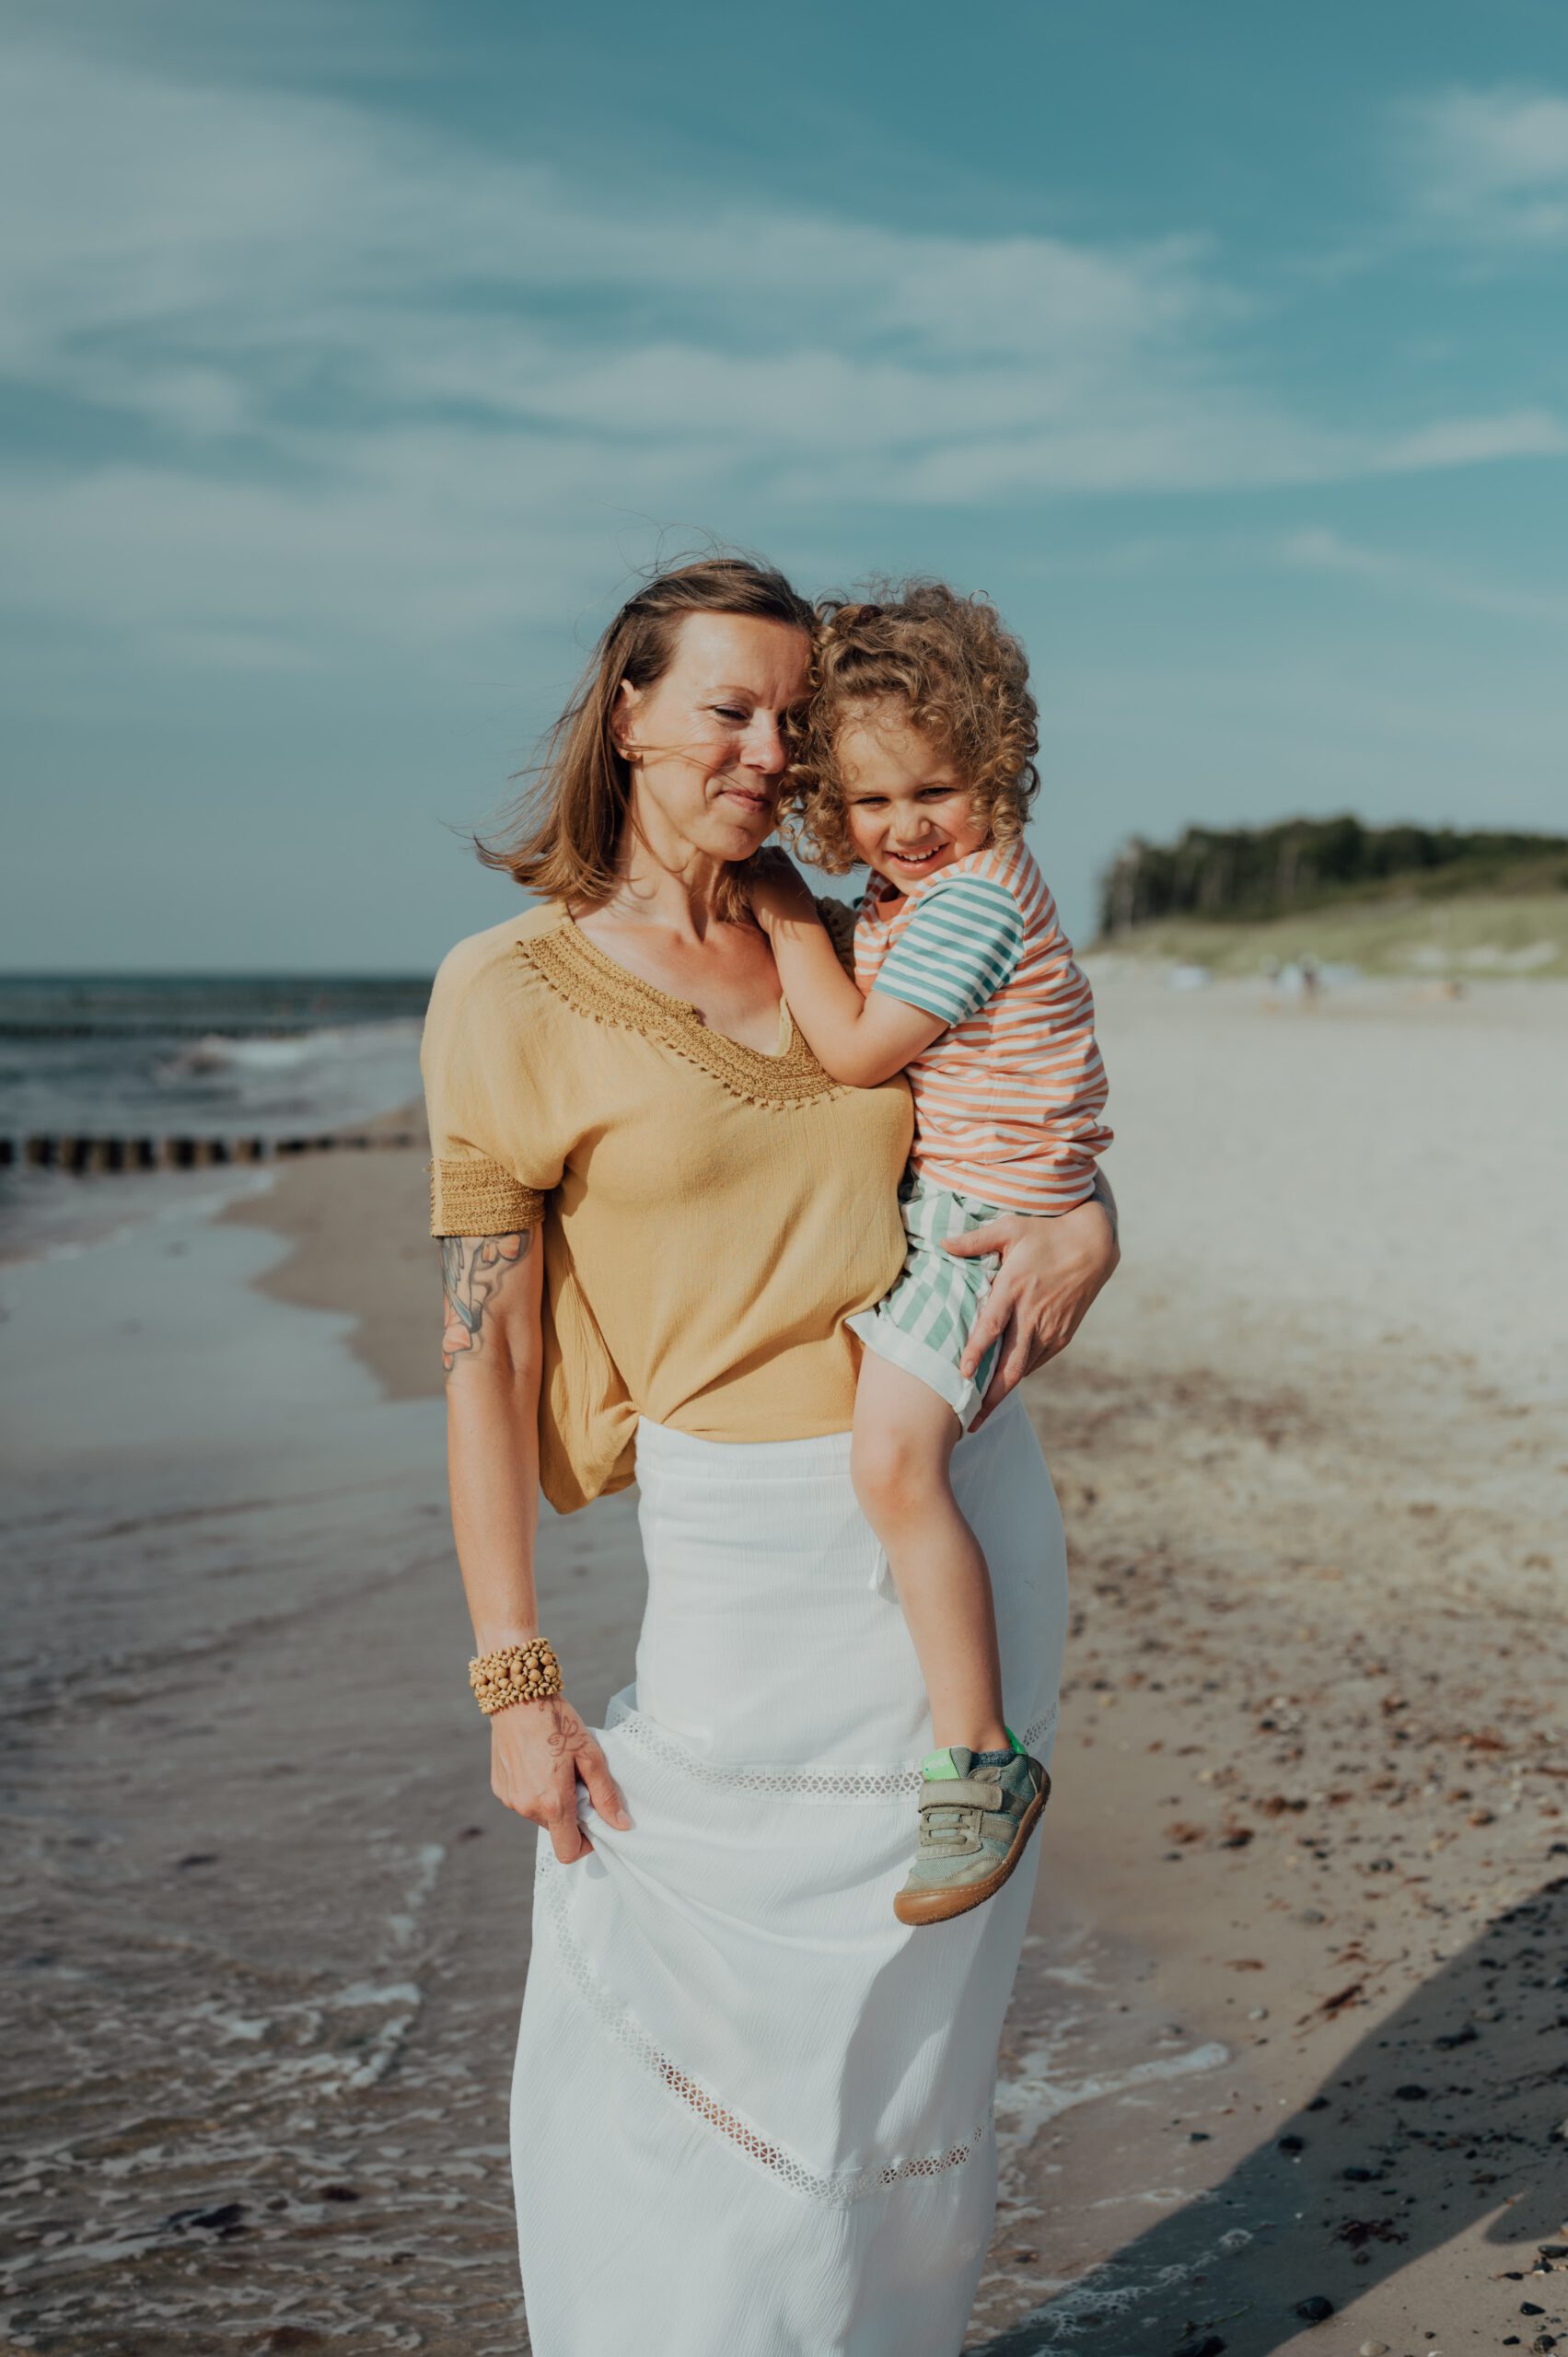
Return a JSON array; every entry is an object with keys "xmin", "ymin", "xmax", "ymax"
[{"xmin": 747, "ymin": 850, "xmax": 817, "ymax": 935}]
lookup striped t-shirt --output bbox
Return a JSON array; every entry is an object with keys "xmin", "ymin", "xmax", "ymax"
[{"xmin": 854, "ymin": 838, "xmax": 1110, "ymax": 1214}]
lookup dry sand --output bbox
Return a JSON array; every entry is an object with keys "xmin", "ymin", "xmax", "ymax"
[{"xmin": 2, "ymin": 975, "xmax": 1564, "ymax": 2357}]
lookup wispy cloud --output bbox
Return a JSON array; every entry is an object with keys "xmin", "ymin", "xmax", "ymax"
[
  {"xmin": 1278, "ymin": 527, "xmax": 1568, "ymax": 627},
  {"xmin": 1393, "ymin": 83, "xmax": 1568, "ymax": 248},
  {"xmin": 1379, "ymin": 411, "xmax": 1568, "ymax": 469},
  {"xmin": 3, "ymin": 35, "xmax": 1565, "ymax": 675}
]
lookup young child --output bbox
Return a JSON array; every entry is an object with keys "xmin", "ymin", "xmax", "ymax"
[{"xmin": 749, "ymin": 583, "xmax": 1111, "ymax": 1928}]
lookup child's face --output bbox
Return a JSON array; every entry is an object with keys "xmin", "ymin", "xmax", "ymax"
[{"xmin": 837, "ymin": 706, "xmax": 990, "ymax": 892}]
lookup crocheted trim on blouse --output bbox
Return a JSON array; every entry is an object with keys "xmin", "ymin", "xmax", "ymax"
[
  {"xmin": 517, "ymin": 916, "xmax": 842, "ymax": 1111},
  {"xmin": 603, "ymin": 1692, "xmax": 1058, "ymax": 1804},
  {"xmin": 428, "ymin": 1157, "xmax": 548, "ymax": 1238},
  {"xmin": 536, "ymin": 1856, "xmax": 992, "ymax": 2206}
]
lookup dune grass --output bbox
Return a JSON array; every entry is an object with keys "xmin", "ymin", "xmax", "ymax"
[{"xmin": 1088, "ymin": 892, "xmax": 1568, "ymax": 979}]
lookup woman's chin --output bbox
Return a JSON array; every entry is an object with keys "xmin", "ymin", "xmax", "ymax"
[{"xmin": 706, "ymin": 817, "xmax": 774, "ymax": 865}]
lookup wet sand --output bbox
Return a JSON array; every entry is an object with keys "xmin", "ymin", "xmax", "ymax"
[{"xmin": 2, "ymin": 977, "xmax": 1564, "ymax": 2356}]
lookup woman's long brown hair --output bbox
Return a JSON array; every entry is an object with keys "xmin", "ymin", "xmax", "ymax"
[{"xmin": 478, "ymin": 556, "xmax": 813, "ymax": 919}]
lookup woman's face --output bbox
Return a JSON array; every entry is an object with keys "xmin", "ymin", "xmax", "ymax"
[{"xmin": 617, "ymin": 611, "xmax": 811, "ymax": 867}]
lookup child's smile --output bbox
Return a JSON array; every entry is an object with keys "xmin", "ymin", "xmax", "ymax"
[{"xmin": 883, "ymin": 840, "xmax": 951, "ymax": 879}]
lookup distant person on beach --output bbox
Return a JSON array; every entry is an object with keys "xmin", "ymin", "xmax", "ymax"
[
  {"xmin": 749, "ymin": 584, "xmax": 1110, "ymax": 1929},
  {"xmin": 420, "ymin": 555, "xmax": 1118, "ymax": 2354}
]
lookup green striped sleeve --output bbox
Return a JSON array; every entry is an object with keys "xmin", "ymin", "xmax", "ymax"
[{"xmin": 871, "ymin": 877, "xmax": 1024, "ymax": 1025}]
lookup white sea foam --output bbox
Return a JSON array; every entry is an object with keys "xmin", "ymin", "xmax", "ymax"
[
  {"xmin": 0, "ymin": 1163, "xmax": 274, "ymax": 1271},
  {"xmin": 995, "ymin": 2038, "xmax": 1230, "ymax": 2158}
]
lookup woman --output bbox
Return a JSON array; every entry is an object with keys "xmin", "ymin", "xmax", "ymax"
[{"xmin": 420, "ymin": 555, "xmax": 1118, "ymax": 2354}]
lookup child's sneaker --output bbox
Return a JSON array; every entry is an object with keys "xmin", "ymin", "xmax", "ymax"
[{"xmin": 893, "ymin": 1742, "xmax": 1051, "ymax": 1927}]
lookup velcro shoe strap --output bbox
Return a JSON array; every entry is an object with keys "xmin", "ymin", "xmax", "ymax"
[{"xmin": 920, "ymin": 1775, "xmax": 1002, "ymax": 1812}]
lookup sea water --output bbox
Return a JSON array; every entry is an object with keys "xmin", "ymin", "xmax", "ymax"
[{"xmin": 0, "ymin": 972, "xmax": 429, "ymax": 1263}]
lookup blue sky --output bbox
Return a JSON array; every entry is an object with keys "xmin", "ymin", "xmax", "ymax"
[{"xmin": 4, "ymin": 0, "xmax": 1566, "ymax": 970}]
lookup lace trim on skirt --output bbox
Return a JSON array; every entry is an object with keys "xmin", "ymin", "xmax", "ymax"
[
  {"xmin": 603, "ymin": 1692, "xmax": 1058, "ymax": 1804},
  {"xmin": 536, "ymin": 1854, "xmax": 993, "ymax": 2206}
]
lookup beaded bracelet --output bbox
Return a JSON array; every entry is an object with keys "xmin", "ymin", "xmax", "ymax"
[{"xmin": 468, "ymin": 1639, "xmax": 563, "ymax": 1716}]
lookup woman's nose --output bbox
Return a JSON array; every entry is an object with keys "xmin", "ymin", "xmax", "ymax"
[{"xmin": 743, "ymin": 715, "xmax": 787, "ymax": 775}]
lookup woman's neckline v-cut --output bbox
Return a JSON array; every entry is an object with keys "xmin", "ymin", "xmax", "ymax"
[
  {"xmin": 513, "ymin": 907, "xmax": 839, "ymax": 1109},
  {"xmin": 563, "ymin": 911, "xmax": 790, "ymax": 1060}
]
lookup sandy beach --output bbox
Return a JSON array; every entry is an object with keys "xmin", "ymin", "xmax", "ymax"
[{"xmin": 3, "ymin": 975, "xmax": 1565, "ymax": 2357}]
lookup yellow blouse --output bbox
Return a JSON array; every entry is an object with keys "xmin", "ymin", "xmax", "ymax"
[{"xmin": 422, "ymin": 901, "xmax": 912, "ymax": 1514}]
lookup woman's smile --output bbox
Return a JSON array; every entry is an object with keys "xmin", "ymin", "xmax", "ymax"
[{"xmin": 719, "ymin": 779, "xmax": 774, "ymax": 819}]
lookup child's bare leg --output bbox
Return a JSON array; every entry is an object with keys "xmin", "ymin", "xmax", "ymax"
[{"xmin": 851, "ymin": 1351, "xmax": 1010, "ymax": 1756}]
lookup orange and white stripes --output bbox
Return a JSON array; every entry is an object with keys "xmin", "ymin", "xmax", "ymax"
[{"xmin": 854, "ymin": 838, "xmax": 1110, "ymax": 1215}]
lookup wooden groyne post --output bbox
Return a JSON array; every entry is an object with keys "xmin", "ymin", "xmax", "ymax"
[{"xmin": 1, "ymin": 1129, "xmax": 426, "ymax": 1176}]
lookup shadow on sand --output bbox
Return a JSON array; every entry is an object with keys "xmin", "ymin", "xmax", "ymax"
[{"xmin": 976, "ymin": 1874, "xmax": 1568, "ymax": 2357}]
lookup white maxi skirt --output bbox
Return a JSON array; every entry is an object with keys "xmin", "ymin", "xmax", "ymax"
[{"xmin": 512, "ymin": 1390, "xmax": 1069, "ymax": 2356}]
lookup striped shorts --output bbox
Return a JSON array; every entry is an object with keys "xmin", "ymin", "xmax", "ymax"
[{"xmin": 846, "ymin": 1173, "xmax": 1005, "ymax": 1428}]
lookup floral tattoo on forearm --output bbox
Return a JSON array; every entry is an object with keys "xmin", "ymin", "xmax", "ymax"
[{"xmin": 440, "ymin": 1231, "xmax": 532, "ymax": 1371}]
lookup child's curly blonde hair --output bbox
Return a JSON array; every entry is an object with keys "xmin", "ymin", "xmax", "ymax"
[{"xmin": 783, "ymin": 579, "xmax": 1040, "ymax": 875}]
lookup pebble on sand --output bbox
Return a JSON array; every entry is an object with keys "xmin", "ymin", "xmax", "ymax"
[
  {"xmin": 1358, "ymin": 2342, "xmax": 1389, "ymax": 2355},
  {"xmin": 1294, "ymin": 2294, "xmax": 1334, "ymax": 2322}
]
